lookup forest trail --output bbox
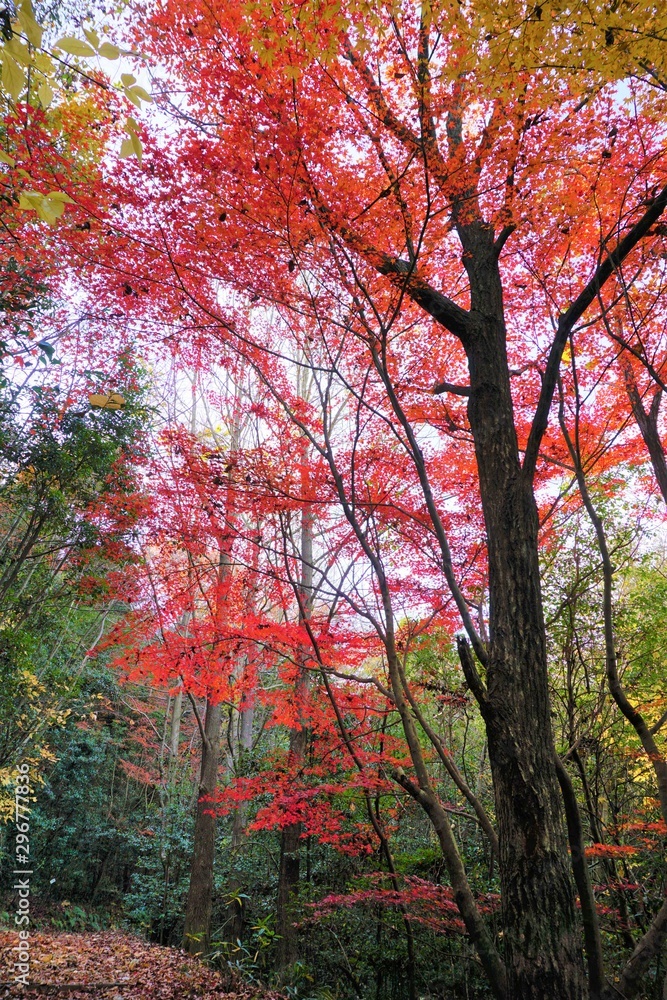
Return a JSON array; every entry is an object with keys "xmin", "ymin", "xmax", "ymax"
[{"xmin": 0, "ymin": 929, "xmax": 284, "ymax": 999}]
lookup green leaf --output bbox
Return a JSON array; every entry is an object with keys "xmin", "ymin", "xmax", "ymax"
[
  {"xmin": 54, "ymin": 37, "xmax": 96, "ymax": 57},
  {"xmin": 36, "ymin": 340, "xmax": 55, "ymax": 361},
  {"xmin": 0, "ymin": 150, "xmax": 15, "ymax": 167},
  {"xmin": 2, "ymin": 53, "xmax": 26, "ymax": 101},
  {"xmin": 98, "ymin": 42, "xmax": 120, "ymax": 60},
  {"xmin": 120, "ymin": 73, "xmax": 136, "ymax": 86}
]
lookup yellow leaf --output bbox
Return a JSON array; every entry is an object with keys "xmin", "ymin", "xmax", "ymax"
[
  {"xmin": 40, "ymin": 201, "xmax": 66, "ymax": 224},
  {"xmin": 0, "ymin": 150, "xmax": 15, "ymax": 167},
  {"xmin": 120, "ymin": 136, "xmax": 137, "ymax": 159},
  {"xmin": 128, "ymin": 84, "xmax": 152, "ymax": 103},
  {"xmin": 83, "ymin": 27, "xmax": 100, "ymax": 49},
  {"xmin": 6, "ymin": 37, "xmax": 32, "ymax": 67},
  {"xmin": 120, "ymin": 72, "xmax": 136, "ymax": 86},
  {"xmin": 37, "ymin": 82, "xmax": 53, "ymax": 107},
  {"xmin": 18, "ymin": 190, "xmax": 72, "ymax": 225},
  {"xmin": 123, "ymin": 86, "xmax": 142, "ymax": 109},
  {"xmin": 2, "ymin": 54, "xmax": 26, "ymax": 102},
  {"xmin": 33, "ymin": 51, "xmax": 53, "ymax": 73},
  {"xmin": 121, "ymin": 117, "xmax": 143, "ymax": 160},
  {"xmin": 89, "ymin": 392, "xmax": 125, "ymax": 409},
  {"xmin": 54, "ymin": 36, "xmax": 96, "ymax": 57},
  {"xmin": 18, "ymin": 190, "xmax": 45, "ymax": 211},
  {"xmin": 16, "ymin": 8, "xmax": 42, "ymax": 48},
  {"xmin": 98, "ymin": 42, "xmax": 120, "ymax": 60}
]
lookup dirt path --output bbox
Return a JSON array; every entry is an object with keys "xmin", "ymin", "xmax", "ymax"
[{"xmin": 0, "ymin": 929, "xmax": 283, "ymax": 999}]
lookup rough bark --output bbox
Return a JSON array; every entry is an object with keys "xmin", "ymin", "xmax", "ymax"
[{"xmin": 457, "ymin": 222, "xmax": 585, "ymax": 1000}]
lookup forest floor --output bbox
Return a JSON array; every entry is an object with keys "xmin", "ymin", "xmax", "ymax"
[{"xmin": 0, "ymin": 928, "xmax": 285, "ymax": 999}]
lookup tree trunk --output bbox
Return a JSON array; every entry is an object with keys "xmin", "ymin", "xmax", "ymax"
[
  {"xmin": 460, "ymin": 222, "xmax": 585, "ymax": 999},
  {"xmin": 226, "ymin": 694, "xmax": 255, "ymax": 943},
  {"xmin": 182, "ymin": 401, "xmax": 238, "ymax": 957},
  {"xmin": 275, "ymin": 721, "xmax": 308, "ymax": 967},
  {"xmin": 276, "ymin": 502, "xmax": 313, "ymax": 970},
  {"xmin": 183, "ymin": 697, "xmax": 224, "ymax": 956}
]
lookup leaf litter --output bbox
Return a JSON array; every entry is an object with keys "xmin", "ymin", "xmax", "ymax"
[{"xmin": 0, "ymin": 929, "xmax": 286, "ymax": 999}]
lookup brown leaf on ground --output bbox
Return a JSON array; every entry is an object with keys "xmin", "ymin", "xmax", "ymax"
[{"xmin": 0, "ymin": 929, "xmax": 286, "ymax": 999}]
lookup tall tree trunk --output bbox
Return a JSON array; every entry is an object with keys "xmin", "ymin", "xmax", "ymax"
[
  {"xmin": 459, "ymin": 223, "xmax": 585, "ymax": 999},
  {"xmin": 230, "ymin": 695, "xmax": 255, "ymax": 849},
  {"xmin": 183, "ymin": 393, "xmax": 241, "ymax": 956},
  {"xmin": 183, "ymin": 696, "xmax": 224, "ymax": 955},
  {"xmin": 158, "ymin": 686, "xmax": 184, "ymax": 944},
  {"xmin": 183, "ymin": 539, "xmax": 234, "ymax": 955},
  {"xmin": 275, "ymin": 721, "xmax": 308, "ymax": 968},
  {"xmin": 276, "ymin": 503, "xmax": 314, "ymax": 969},
  {"xmin": 226, "ymin": 688, "xmax": 255, "ymax": 943}
]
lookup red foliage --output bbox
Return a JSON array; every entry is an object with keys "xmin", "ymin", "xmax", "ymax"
[{"xmin": 312, "ymin": 873, "xmax": 500, "ymax": 935}]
